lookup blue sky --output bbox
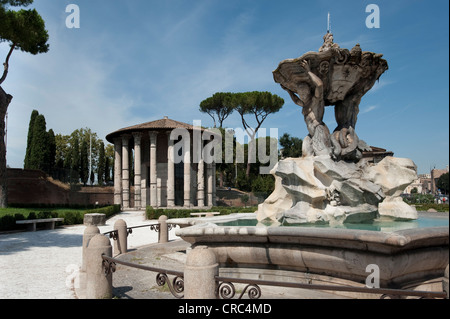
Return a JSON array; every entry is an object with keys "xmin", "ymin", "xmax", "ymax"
[{"xmin": 1, "ymin": 0, "xmax": 448, "ymax": 174}]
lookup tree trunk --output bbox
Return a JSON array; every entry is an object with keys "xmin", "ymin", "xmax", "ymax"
[{"xmin": 0, "ymin": 86, "xmax": 12, "ymax": 208}]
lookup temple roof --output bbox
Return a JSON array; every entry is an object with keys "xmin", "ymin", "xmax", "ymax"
[{"xmin": 106, "ymin": 116, "xmax": 215, "ymax": 143}]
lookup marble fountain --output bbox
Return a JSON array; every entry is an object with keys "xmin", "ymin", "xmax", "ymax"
[{"xmin": 173, "ymin": 33, "xmax": 449, "ymax": 296}]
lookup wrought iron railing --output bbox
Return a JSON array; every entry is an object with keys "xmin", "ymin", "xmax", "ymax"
[
  {"xmin": 215, "ymin": 276, "xmax": 448, "ymax": 299},
  {"xmin": 103, "ymin": 223, "xmax": 176, "ymax": 240},
  {"xmin": 101, "ymin": 254, "xmax": 447, "ymax": 299},
  {"xmin": 102, "ymin": 254, "xmax": 184, "ymax": 298}
]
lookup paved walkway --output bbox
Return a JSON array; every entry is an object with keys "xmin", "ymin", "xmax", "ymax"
[
  {"xmin": 0, "ymin": 211, "xmax": 179, "ymax": 299},
  {"xmin": 0, "ymin": 210, "xmax": 352, "ymax": 299}
]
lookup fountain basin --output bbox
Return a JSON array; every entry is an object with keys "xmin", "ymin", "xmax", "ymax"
[{"xmin": 174, "ymin": 214, "xmax": 449, "ymax": 289}]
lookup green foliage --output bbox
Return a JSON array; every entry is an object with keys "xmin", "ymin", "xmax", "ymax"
[
  {"xmin": 24, "ymin": 109, "xmax": 38, "ymax": 168},
  {"xmin": 0, "ymin": 8, "xmax": 49, "ymax": 54},
  {"xmin": 437, "ymin": 172, "xmax": 449, "ymax": 194},
  {"xmin": 0, "ymin": 205, "xmax": 121, "ymax": 231},
  {"xmin": 23, "ymin": 110, "xmax": 56, "ymax": 174},
  {"xmin": 0, "ymin": 214, "xmax": 15, "ymax": 230},
  {"xmin": 70, "ymin": 135, "xmax": 80, "ymax": 183},
  {"xmin": 80, "ymin": 139, "xmax": 89, "ymax": 185},
  {"xmin": 240, "ymin": 194, "xmax": 249, "ymax": 205},
  {"xmin": 413, "ymin": 203, "xmax": 449, "ymax": 213},
  {"xmin": 0, "ymin": 1, "xmax": 33, "ymax": 7},
  {"xmin": 235, "ymin": 169, "xmax": 252, "ymax": 192},
  {"xmin": 404, "ymin": 193, "xmax": 436, "ymax": 204},
  {"xmin": 145, "ymin": 205, "xmax": 257, "ymax": 220},
  {"xmin": 251, "ymin": 175, "xmax": 275, "ymax": 195},
  {"xmin": 279, "ymin": 133, "xmax": 303, "ymax": 158},
  {"xmin": 28, "ymin": 114, "xmax": 47, "ymax": 169},
  {"xmin": 0, "ymin": 0, "xmax": 48, "ymax": 53},
  {"xmin": 199, "ymin": 92, "xmax": 235, "ymax": 128},
  {"xmin": 98, "ymin": 141, "xmax": 105, "ymax": 185},
  {"xmin": 53, "ymin": 128, "xmax": 113, "ymax": 185},
  {"xmin": 231, "ymin": 91, "xmax": 285, "ymax": 119},
  {"xmin": 84, "ymin": 204, "xmax": 121, "ymax": 218},
  {"xmin": 0, "ymin": 0, "xmax": 49, "ymax": 85}
]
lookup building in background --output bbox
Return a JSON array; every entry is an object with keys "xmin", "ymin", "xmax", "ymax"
[{"xmin": 106, "ymin": 117, "xmax": 217, "ymax": 210}]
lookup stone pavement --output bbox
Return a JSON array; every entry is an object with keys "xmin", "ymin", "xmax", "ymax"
[
  {"xmin": 0, "ymin": 210, "xmax": 348, "ymax": 299},
  {"xmin": 0, "ymin": 210, "xmax": 179, "ymax": 299},
  {"xmin": 110, "ymin": 240, "xmax": 347, "ymax": 299}
]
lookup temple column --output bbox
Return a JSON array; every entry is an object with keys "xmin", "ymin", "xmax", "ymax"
[
  {"xmin": 197, "ymin": 159, "xmax": 205, "ymax": 207},
  {"xmin": 207, "ymin": 163, "xmax": 213, "ymax": 207},
  {"xmin": 212, "ymin": 162, "xmax": 217, "ymax": 206},
  {"xmin": 149, "ymin": 131, "xmax": 158, "ymax": 208},
  {"xmin": 133, "ymin": 132, "xmax": 142, "ymax": 210},
  {"xmin": 141, "ymin": 163, "xmax": 148, "ymax": 207},
  {"xmin": 167, "ymin": 131, "xmax": 175, "ymax": 207},
  {"xmin": 184, "ymin": 135, "xmax": 191, "ymax": 208},
  {"xmin": 113, "ymin": 138, "xmax": 122, "ymax": 206},
  {"xmin": 121, "ymin": 135, "xmax": 130, "ymax": 209}
]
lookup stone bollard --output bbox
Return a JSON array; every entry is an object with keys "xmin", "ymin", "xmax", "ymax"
[
  {"xmin": 158, "ymin": 215, "xmax": 168, "ymax": 243},
  {"xmin": 79, "ymin": 225, "xmax": 100, "ymax": 292},
  {"xmin": 82, "ymin": 226, "xmax": 100, "ymax": 272},
  {"xmin": 444, "ymin": 264, "xmax": 449, "ymax": 299},
  {"xmin": 184, "ymin": 246, "xmax": 218, "ymax": 299},
  {"xmin": 84, "ymin": 213, "xmax": 106, "ymax": 226},
  {"xmin": 113, "ymin": 219, "xmax": 128, "ymax": 255},
  {"xmin": 86, "ymin": 234, "xmax": 113, "ymax": 299}
]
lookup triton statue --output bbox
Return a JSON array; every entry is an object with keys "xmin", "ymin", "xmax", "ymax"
[{"xmin": 274, "ymin": 32, "xmax": 388, "ymax": 162}]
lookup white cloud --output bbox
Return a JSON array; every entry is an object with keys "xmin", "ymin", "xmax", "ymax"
[
  {"xmin": 360, "ymin": 105, "xmax": 378, "ymax": 114},
  {"xmin": 3, "ymin": 27, "xmax": 141, "ymax": 168}
]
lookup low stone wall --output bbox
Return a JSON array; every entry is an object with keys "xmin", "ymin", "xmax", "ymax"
[
  {"xmin": 7, "ymin": 168, "xmax": 114, "ymax": 207},
  {"xmin": 176, "ymin": 223, "xmax": 449, "ymax": 289}
]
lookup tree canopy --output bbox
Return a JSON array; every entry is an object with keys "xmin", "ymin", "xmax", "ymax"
[
  {"xmin": 199, "ymin": 92, "xmax": 235, "ymax": 128},
  {"xmin": 279, "ymin": 133, "xmax": 303, "ymax": 158},
  {"xmin": 437, "ymin": 172, "xmax": 449, "ymax": 195},
  {"xmin": 23, "ymin": 110, "xmax": 55, "ymax": 172},
  {"xmin": 0, "ymin": 0, "xmax": 49, "ymax": 84},
  {"xmin": 199, "ymin": 91, "xmax": 284, "ymax": 177},
  {"xmin": 228, "ymin": 91, "xmax": 284, "ymax": 176},
  {"xmin": 230, "ymin": 91, "xmax": 284, "ymax": 136},
  {"xmin": 23, "ymin": 110, "xmax": 114, "ymax": 185}
]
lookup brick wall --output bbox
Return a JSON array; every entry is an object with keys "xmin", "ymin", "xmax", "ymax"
[{"xmin": 7, "ymin": 168, "xmax": 114, "ymax": 206}]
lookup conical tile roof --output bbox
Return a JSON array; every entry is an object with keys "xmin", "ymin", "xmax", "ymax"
[{"xmin": 106, "ymin": 116, "xmax": 216, "ymax": 143}]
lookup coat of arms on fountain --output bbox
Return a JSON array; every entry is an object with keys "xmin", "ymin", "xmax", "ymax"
[{"xmin": 273, "ymin": 32, "xmax": 388, "ymax": 162}]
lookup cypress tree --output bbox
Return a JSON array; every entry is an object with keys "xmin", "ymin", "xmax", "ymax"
[
  {"xmin": 24, "ymin": 109, "xmax": 39, "ymax": 168},
  {"xmin": 80, "ymin": 139, "xmax": 88, "ymax": 186},
  {"xmin": 46, "ymin": 128, "xmax": 56, "ymax": 173},
  {"xmin": 70, "ymin": 136, "xmax": 80, "ymax": 184},
  {"xmin": 98, "ymin": 141, "xmax": 105, "ymax": 186},
  {"xmin": 28, "ymin": 114, "xmax": 47, "ymax": 170}
]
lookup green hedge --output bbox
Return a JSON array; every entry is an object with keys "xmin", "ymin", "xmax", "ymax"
[
  {"xmin": 145, "ymin": 206, "xmax": 257, "ymax": 220},
  {"xmin": 414, "ymin": 203, "xmax": 449, "ymax": 213},
  {"xmin": 0, "ymin": 205, "xmax": 121, "ymax": 231}
]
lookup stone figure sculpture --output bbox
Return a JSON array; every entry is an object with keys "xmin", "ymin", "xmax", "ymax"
[
  {"xmin": 257, "ymin": 33, "xmax": 418, "ymax": 225},
  {"xmin": 273, "ymin": 32, "xmax": 388, "ymax": 162}
]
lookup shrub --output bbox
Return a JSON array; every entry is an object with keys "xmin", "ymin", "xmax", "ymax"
[
  {"xmin": 37, "ymin": 211, "xmax": 52, "ymax": 219},
  {"xmin": 0, "ymin": 205, "xmax": 122, "ymax": 231},
  {"xmin": 0, "ymin": 215, "xmax": 16, "ymax": 231},
  {"xmin": 145, "ymin": 205, "xmax": 257, "ymax": 220},
  {"xmin": 28, "ymin": 212, "xmax": 37, "ymax": 220},
  {"xmin": 85, "ymin": 205, "xmax": 120, "ymax": 219}
]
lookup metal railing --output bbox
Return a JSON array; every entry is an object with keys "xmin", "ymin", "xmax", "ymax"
[
  {"xmin": 103, "ymin": 223, "xmax": 176, "ymax": 240},
  {"xmin": 101, "ymin": 254, "xmax": 447, "ymax": 299},
  {"xmin": 215, "ymin": 276, "xmax": 448, "ymax": 299},
  {"xmin": 102, "ymin": 254, "xmax": 184, "ymax": 298}
]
